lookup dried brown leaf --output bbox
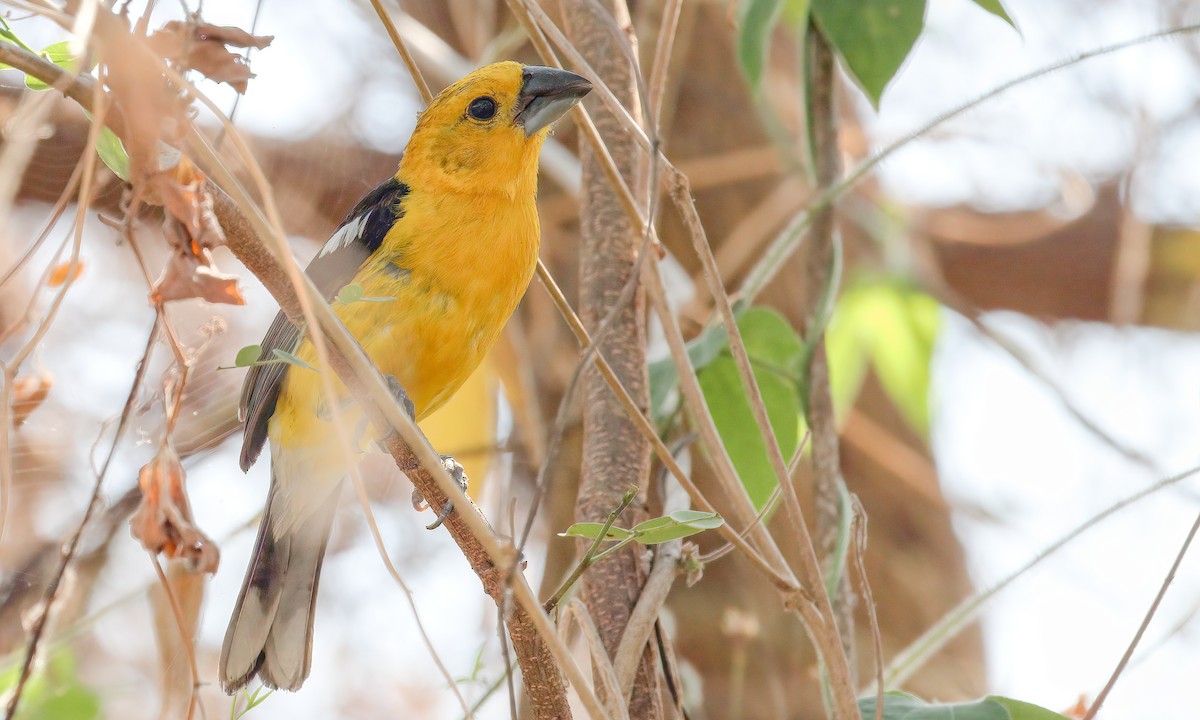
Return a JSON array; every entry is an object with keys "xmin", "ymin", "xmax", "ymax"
[
  {"xmin": 151, "ymin": 221, "xmax": 245, "ymax": 305},
  {"xmin": 153, "ymin": 156, "xmax": 225, "ymax": 251},
  {"xmin": 130, "ymin": 444, "xmax": 220, "ymax": 574},
  {"xmin": 193, "ymin": 22, "xmax": 274, "ymax": 50},
  {"xmin": 148, "ymin": 20, "xmax": 273, "ymax": 94},
  {"xmin": 11, "ymin": 372, "xmax": 52, "ymax": 426},
  {"xmin": 1063, "ymin": 697, "xmax": 1090, "ymax": 719},
  {"xmin": 149, "ymin": 157, "xmax": 244, "ymax": 305},
  {"xmin": 100, "ymin": 19, "xmax": 186, "ymax": 180}
]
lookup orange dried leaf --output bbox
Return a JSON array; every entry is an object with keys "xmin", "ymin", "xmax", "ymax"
[
  {"xmin": 151, "ymin": 228, "xmax": 245, "ymax": 305},
  {"xmin": 130, "ymin": 444, "xmax": 220, "ymax": 574},
  {"xmin": 11, "ymin": 372, "xmax": 52, "ymax": 426},
  {"xmin": 47, "ymin": 260, "xmax": 84, "ymax": 287},
  {"xmin": 1062, "ymin": 696, "xmax": 1090, "ymax": 719}
]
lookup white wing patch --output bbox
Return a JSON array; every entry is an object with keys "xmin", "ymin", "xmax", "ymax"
[{"xmin": 317, "ymin": 214, "xmax": 368, "ymax": 258}]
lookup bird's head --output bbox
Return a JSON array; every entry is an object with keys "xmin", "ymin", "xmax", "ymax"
[{"xmin": 400, "ymin": 61, "xmax": 592, "ymax": 198}]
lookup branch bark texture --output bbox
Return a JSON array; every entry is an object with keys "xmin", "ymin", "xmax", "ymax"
[
  {"xmin": 562, "ymin": 1, "xmax": 663, "ymax": 717},
  {"xmin": 807, "ymin": 25, "xmax": 856, "ymax": 670}
]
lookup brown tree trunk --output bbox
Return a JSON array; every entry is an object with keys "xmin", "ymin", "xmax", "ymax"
[{"xmin": 561, "ymin": 1, "xmax": 663, "ymax": 717}]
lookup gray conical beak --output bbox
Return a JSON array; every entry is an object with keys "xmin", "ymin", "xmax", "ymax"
[{"xmin": 515, "ymin": 66, "xmax": 592, "ymax": 137}]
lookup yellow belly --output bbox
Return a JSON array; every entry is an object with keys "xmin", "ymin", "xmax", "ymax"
[{"xmin": 269, "ymin": 241, "xmax": 535, "ymax": 455}]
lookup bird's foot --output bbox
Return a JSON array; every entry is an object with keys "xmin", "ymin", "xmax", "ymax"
[{"xmin": 411, "ymin": 455, "xmax": 469, "ymax": 530}]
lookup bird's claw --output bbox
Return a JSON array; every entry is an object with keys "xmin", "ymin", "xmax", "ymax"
[{"xmin": 411, "ymin": 455, "xmax": 469, "ymax": 530}]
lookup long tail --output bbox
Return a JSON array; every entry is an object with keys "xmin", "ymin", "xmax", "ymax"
[{"xmin": 219, "ymin": 472, "xmax": 339, "ymax": 692}]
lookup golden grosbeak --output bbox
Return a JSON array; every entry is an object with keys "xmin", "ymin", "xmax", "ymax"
[{"xmin": 220, "ymin": 62, "xmax": 591, "ymax": 692}]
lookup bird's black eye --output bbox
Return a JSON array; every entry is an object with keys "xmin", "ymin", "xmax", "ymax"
[{"xmin": 467, "ymin": 96, "xmax": 497, "ymax": 121}]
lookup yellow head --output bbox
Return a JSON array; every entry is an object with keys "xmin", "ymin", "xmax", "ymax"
[{"xmin": 399, "ymin": 61, "xmax": 591, "ymax": 199}]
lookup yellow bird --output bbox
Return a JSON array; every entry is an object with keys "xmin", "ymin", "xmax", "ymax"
[{"xmin": 220, "ymin": 62, "xmax": 591, "ymax": 692}]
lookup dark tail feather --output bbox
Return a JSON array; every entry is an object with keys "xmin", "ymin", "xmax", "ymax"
[{"xmin": 220, "ymin": 477, "xmax": 338, "ymax": 692}]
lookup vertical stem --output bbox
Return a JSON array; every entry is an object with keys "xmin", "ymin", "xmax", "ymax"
[
  {"xmin": 561, "ymin": 1, "xmax": 662, "ymax": 717},
  {"xmin": 806, "ymin": 24, "xmax": 856, "ymax": 671}
]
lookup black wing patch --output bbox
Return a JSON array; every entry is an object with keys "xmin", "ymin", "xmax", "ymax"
[{"xmin": 238, "ymin": 177, "xmax": 409, "ymax": 471}]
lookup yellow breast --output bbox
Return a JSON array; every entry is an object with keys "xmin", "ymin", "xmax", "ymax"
[{"xmin": 271, "ymin": 187, "xmax": 540, "ymax": 452}]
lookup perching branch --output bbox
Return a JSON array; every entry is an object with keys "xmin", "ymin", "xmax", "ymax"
[
  {"xmin": 0, "ymin": 15, "xmax": 602, "ymax": 720},
  {"xmin": 805, "ymin": 24, "xmax": 856, "ymax": 676}
]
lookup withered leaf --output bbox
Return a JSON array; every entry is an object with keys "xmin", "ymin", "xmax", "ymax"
[
  {"xmin": 130, "ymin": 444, "xmax": 220, "ymax": 574},
  {"xmin": 148, "ymin": 20, "xmax": 273, "ymax": 94},
  {"xmin": 153, "ymin": 156, "xmax": 224, "ymax": 251},
  {"xmin": 149, "ymin": 157, "xmax": 244, "ymax": 305},
  {"xmin": 151, "ymin": 220, "xmax": 245, "ymax": 305},
  {"xmin": 193, "ymin": 22, "xmax": 274, "ymax": 50}
]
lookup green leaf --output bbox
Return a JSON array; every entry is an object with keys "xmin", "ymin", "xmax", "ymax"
[
  {"xmin": 631, "ymin": 511, "xmax": 724, "ymax": 545},
  {"xmin": 336, "ymin": 283, "xmax": 394, "ymax": 304},
  {"xmin": 738, "ymin": 306, "xmax": 805, "ymax": 370},
  {"xmin": 31, "ymin": 686, "xmax": 101, "ymax": 720},
  {"xmin": 736, "ymin": 0, "xmax": 785, "ymax": 93},
  {"xmin": 26, "ymin": 41, "xmax": 76, "ymax": 90},
  {"xmin": 811, "ymin": 0, "xmax": 927, "ymax": 108},
  {"xmin": 0, "ymin": 650, "xmax": 101, "ymax": 720},
  {"xmin": 857, "ymin": 692, "xmax": 1069, "ymax": 720},
  {"xmin": 824, "ymin": 299, "xmax": 871, "ymax": 422},
  {"xmin": 989, "ymin": 697, "xmax": 1072, "ymax": 720},
  {"xmin": 0, "ymin": 18, "xmax": 36, "ymax": 56},
  {"xmin": 234, "ymin": 344, "xmax": 263, "ymax": 367},
  {"xmin": 697, "ymin": 308, "xmax": 805, "ymax": 509},
  {"xmin": 271, "ymin": 348, "xmax": 316, "ymax": 372},
  {"xmin": 825, "ymin": 279, "xmax": 941, "ymax": 433},
  {"xmin": 969, "ymin": 0, "xmax": 1018, "ymax": 30},
  {"xmin": 649, "ymin": 323, "xmax": 729, "ymax": 425},
  {"xmin": 781, "ymin": 0, "xmax": 812, "ymax": 27},
  {"xmin": 95, "ymin": 127, "xmax": 129, "ymax": 181},
  {"xmin": 559, "ymin": 522, "xmax": 635, "ymax": 541},
  {"xmin": 337, "ymin": 283, "xmax": 364, "ymax": 304}
]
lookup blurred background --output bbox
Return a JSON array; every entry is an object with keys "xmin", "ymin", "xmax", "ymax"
[{"xmin": 2, "ymin": 0, "xmax": 1200, "ymax": 718}]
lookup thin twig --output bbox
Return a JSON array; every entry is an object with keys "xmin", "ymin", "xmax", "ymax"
[
  {"xmin": 148, "ymin": 555, "xmax": 199, "ymax": 720},
  {"xmin": 347, "ymin": 468, "xmax": 473, "ymax": 718},
  {"xmin": 559, "ymin": 599, "xmax": 632, "ymax": 720},
  {"xmin": 536, "ymin": 261, "xmax": 793, "ymax": 589},
  {"xmin": 370, "ymin": 0, "xmax": 433, "ymax": 105},
  {"xmin": 612, "ymin": 539, "xmax": 681, "ymax": 701},
  {"xmin": 736, "ymin": 22, "xmax": 1200, "ymax": 304},
  {"xmin": 849, "ymin": 498, "xmax": 883, "ymax": 720},
  {"xmin": 544, "ymin": 487, "xmax": 638, "ymax": 613},
  {"xmin": 879, "ymin": 463, "xmax": 1200, "ymax": 690},
  {"xmin": 1082, "ymin": 510, "xmax": 1200, "ymax": 720},
  {"xmin": 2, "ymin": 72, "xmax": 108, "ymax": 720}
]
